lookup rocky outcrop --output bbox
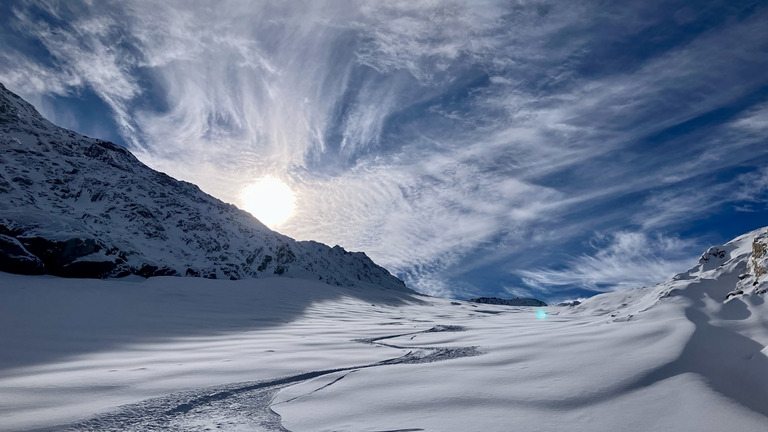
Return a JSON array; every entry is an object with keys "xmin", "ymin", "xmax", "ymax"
[
  {"xmin": 728, "ymin": 229, "xmax": 768, "ymax": 298},
  {"xmin": 469, "ymin": 297, "xmax": 548, "ymax": 307},
  {"xmin": 0, "ymin": 234, "xmax": 44, "ymax": 275}
]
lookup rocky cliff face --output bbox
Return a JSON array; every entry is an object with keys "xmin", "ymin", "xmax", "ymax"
[
  {"xmin": 728, "ymin": 229, "xmax": 768, "ymax": 298},
  {"xmin": 0, "ymin": 83, "xmax": 409, "ymax": 291}
]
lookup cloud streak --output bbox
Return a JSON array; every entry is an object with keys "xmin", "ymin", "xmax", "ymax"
[
  {"xmin": 519, "ymin": 232, "xmax": 699, "ymax": 295},
  {"xmin": 2, "ymin": 0, "xmax": 768, "ymax": 298}
]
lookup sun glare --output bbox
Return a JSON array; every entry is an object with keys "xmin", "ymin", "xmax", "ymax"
[{"xmin": 239, "ymin": 177, "xmax": 296, "ymax": 228}]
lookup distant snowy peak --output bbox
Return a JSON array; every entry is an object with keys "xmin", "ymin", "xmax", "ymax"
[
  {"xmin": 0, "ymin": 83, "xmax": 409, "ymax": 292},
  {"xmin": 571, "ymin": 226, "xmax": 768, "ymax": 318}
]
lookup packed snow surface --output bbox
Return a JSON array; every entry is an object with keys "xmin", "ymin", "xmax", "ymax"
[{"xmin": 2, "ymin": 229, "xmax": 767, "ymax": 432}]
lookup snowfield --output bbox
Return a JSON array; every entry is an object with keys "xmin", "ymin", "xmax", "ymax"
[{"xmin": 2, "ymin": 229, "xmax": 767, "ymax": 432}]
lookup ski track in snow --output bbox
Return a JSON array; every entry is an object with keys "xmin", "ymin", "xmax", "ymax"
[{"xmin": 56, "ymin": 326, "xmax": 478, "ymax": 432}]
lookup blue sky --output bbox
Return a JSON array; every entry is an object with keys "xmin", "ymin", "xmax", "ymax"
[{"xmin": 2, "ymin": 0, "xmax": 768, "ymax": 301}]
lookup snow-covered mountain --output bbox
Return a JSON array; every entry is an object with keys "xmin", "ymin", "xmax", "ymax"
[
  {"xmin": 0, "ymin": 83, "xmax": 408, "ymax": 291},
  {"xmin": 571, "ymin": 225, "xmax": 768, "ymax": 319},
  {"xmin": 2, "ymin": 227, "xmax": 767, "ymax": 431}
]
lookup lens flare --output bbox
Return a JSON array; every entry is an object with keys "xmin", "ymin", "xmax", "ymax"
[{"xmin": 537, "ymin": 309, "xmax": 547, "ymax": 320}]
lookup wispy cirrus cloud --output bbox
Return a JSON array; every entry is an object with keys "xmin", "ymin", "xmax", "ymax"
[
  {"xmin": 7, "ymin": 3, "xmax": 143, "ymax": 143},
  {"xmin": 2, "ymin": 0, "xmax": 768, "ymax": 298},
  {"xmin": 519, "ymin": 232, "xmax": 698, "ymax": 294}
]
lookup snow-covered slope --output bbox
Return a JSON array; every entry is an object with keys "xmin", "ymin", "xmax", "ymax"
[
  {"xmin": 571, "ymin": 226, "xmax": 768, "ymax": 319},
  {"xmin": 1, "ymin": 228, "xmax": 766, "ymax": 431},
  {"xmin": 0, "ymin": 221, "xmax": 768, "ymax": 432},
  {"xmin": 0, "ymin": 83, "xmax": 407, "ymax": 290}
]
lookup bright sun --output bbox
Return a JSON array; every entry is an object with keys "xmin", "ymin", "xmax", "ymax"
[{"xmin": 239, "ymin": 176, "xmax": 296, "ymax": 228}]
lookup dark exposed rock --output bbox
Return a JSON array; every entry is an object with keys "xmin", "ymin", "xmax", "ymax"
[
  {"xmin": 0, "ymin": 234, "xmax": 44, "ymax": 274},
  {"xmin": 258, "ymin": 255, "xmax": 273, "ymax": 272},
  {"xmin": 20, "ymin": 237, "xmax": 103, "ymax": 272},
  {"xmin": 136, "ymin": 264, "xmax": 178, "ymax": 278},
  {"xmin": 57, "ymin": 260, "xmax": 119, "ymax": 279},
  {"xmin": 556, "ymin": 300, "xmax": 582, "ymax": 307},
  {"xmin": 468, "ymin": 297, "xmax": 548, "ymax": 307}
]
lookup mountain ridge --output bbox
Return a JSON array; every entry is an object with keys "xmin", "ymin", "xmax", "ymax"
[
  {"xmin": 0, "ymin": 83, "xmax": 409, "ymax": 291},
  {"xmin": 569, "ymin": 225, "xmax": 768, "ymax": 320}
]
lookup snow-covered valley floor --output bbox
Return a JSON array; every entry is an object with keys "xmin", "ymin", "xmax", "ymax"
[{"xmin": 1, "ymin": 269, "xmax": 767, "ymax": 432}]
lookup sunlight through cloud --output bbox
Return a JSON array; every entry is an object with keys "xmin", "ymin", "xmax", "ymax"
[{"xmin": 239, "ymin": 176, "xmax": 296, "ymax": 229}]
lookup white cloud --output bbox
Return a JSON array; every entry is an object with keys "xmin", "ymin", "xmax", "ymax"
[
  {"xmin": 0, "ymin": 52, "xmax": 82, "ymax": 97},
  {"xmin": 281, "ymin": 155, "xmax": 565, "ymax": 277},
  {"xmin": 3, "ymin": 0, "xmax": 768, "ymax": 298},
  {"xmin": 734, "ymin": 168, "xmax": 768, "ymax": 205},
  {"xmin": 732, "ymin": 104, "xmax": 768, "ymax": 133},
  {"xmin": 8, "ymin": 3, "xmax": 142, "ymax": 144},
  {"xmin": 519, "ymin": 232, "xmax": 699, "ymax": 293},
  {"xmin": 633, "ymin": 164, "xmax": 768, "ymax": 231}
]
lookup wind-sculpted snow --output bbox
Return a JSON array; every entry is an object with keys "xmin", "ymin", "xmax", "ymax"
[
  {"xmin": 1, "ymin": 260, "xmax": 767, "ymax": 431},
  {"xmin": 2, "ymin": 93, "xmax": 768, "ymax": 432},
  {"xmin": 0, "ymin": 83, "xmax": 407, "ymax": 291}
]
